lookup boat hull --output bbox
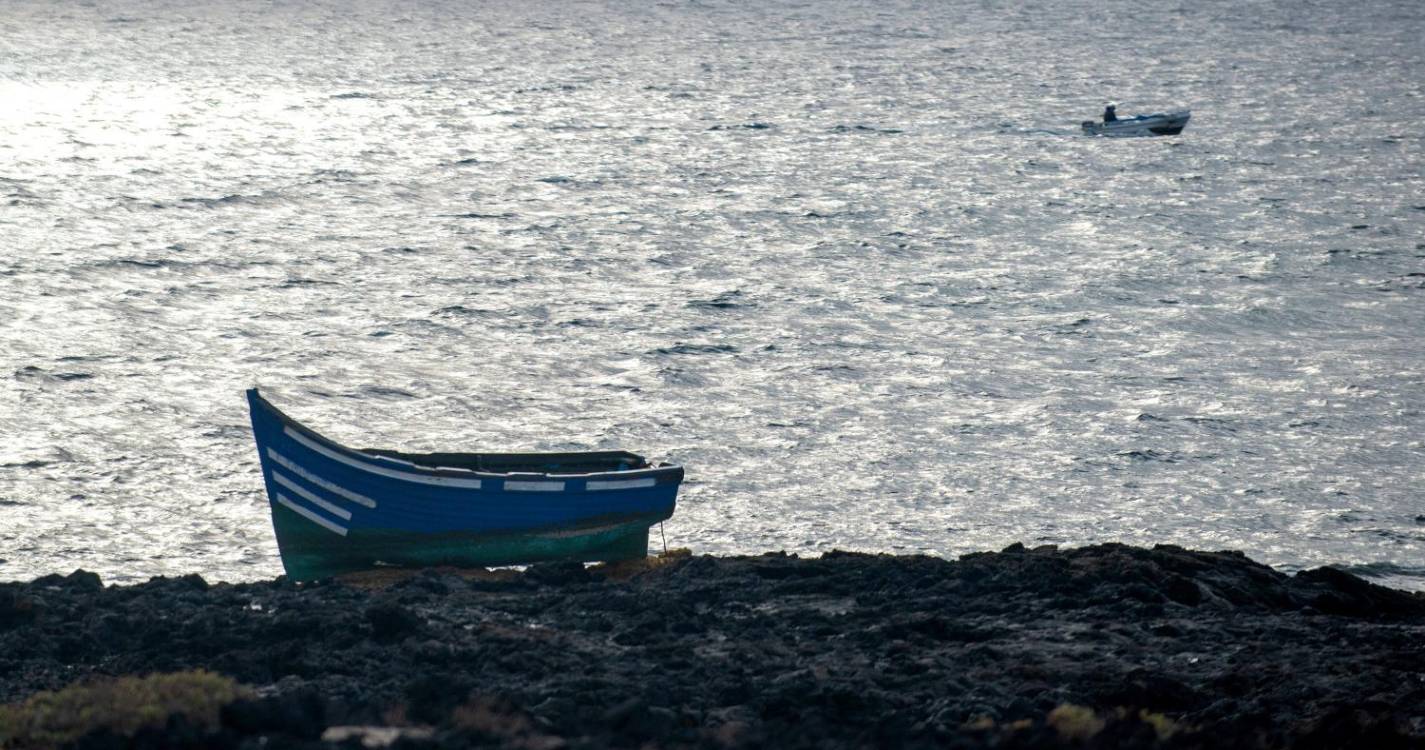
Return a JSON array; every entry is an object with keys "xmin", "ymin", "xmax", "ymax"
[
  {"xmin": 1081, "ymin": 110, "xmax": 1190, "ymax": 137},
  {"xmin": 270, "ymin": 504, "xmax": 655, "ymax": 580},
  {"xmin": 247, "ymin": 389, "xmax": 682, "ymax": 580}
]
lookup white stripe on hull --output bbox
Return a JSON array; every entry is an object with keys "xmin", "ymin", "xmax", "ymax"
[
  {"xmin": 284, "ymin": 426, "xmax": 483, "ymax": 489},
  {"xmin": 586, "ymin": 478, "xmax": 657, "ymax": 491},
  {"xmin": 267, "ymin": 448, "xmax": 378, "ymax": 508},
  {"xmin": 272, "ymin": 471, "xmax": 354, "ymax": 521},
  {"xmin": 505, "ymin": 480, "xmax": 565, "ymax": 492},
  {"xmin": 276, "ymin": 493, "xmax": 349, "ymax": 536}
]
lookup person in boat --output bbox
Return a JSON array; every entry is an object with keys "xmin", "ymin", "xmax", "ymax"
[{"xmin": 1102, "ymin": 103, "xmax": 1118, "ymax": 123}]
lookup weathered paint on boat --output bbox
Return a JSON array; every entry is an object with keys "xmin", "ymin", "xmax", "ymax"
[{"xmin": 247, "ymin": 388, "xmax": 682, "ymax": 581}]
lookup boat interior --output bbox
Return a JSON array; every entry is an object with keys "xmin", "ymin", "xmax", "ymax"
[{"xmin": 361, "ymin": 448, "xmax": 652, "ymax": 475}]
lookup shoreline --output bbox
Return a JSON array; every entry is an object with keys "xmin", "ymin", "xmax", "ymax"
[{"xmin": 3, "ymin": 543, "xmax": 1424, "ymax": 748}]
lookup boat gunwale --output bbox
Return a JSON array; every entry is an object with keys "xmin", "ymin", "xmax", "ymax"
[
  {"xmin": 1110, "ymin": 110, "xmax": 1190, "ymax": 124},
  {"xmin": 248, "ymin": 389, "xmax": 683, "ymax": 484}
]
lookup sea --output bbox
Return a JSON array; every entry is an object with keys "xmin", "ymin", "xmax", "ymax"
[{"xmin": 2, "ymin": 0, "xmax": 1422, "ymax": 589}]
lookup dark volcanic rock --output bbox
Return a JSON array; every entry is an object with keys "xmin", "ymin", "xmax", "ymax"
[
  {"xmin": 525, "ymin": 559, "xmax": 593, "ymax": 586},
  {"xmin": 366, "ymin": 598, "xmax": 423, "ymax": 642},
  {"xmin": 1291, "ymin": 565, "xmax": 1425, "ymax": 618},
  {"xmin": 0, "ymin": 544, "xmax": 1422, "ymax": 749},
  {"xmin": 0, "ymin": 586, "xmax": 39, "ymax": 630}
]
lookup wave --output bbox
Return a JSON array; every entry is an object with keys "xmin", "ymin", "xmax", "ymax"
[
  {"xmin": 829, "ymin": 124, "xmax": 903, "ymax": 134},
  {"xmin": 653, "ymin": 343, "xmax": 740, "ymax": 356},
  {"xmin": 707, "ymin": 122, "xmax": 774, "ymax": 131},
  {"xmin": 13, "ymin": 366, "xmax": 94, "ymax": 383}
]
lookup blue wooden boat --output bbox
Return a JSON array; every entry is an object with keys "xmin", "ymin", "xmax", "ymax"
[{"xmin": 246, "ymin": 388, "xmax": 683, "ymax": 581}]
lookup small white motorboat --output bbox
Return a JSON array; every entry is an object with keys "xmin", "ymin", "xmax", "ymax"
[{"xmin": 1081, "ymin": 110, "xmax": 1190, "ymax": 137}]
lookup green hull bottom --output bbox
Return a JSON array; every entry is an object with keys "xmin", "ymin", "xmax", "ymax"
[{"xmin": 270, "ymin": 504, "xmax": 658, "ymax": 581}]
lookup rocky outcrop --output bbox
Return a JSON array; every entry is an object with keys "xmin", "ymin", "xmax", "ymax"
[{"xmin": 1, "ymin": 543, "xmax": 1422, "ymax": 748}]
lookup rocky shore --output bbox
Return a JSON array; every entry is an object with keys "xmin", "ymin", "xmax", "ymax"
[{"xmin": 2, "ymin": 543, "xmax": 1424, "ymax": 748}]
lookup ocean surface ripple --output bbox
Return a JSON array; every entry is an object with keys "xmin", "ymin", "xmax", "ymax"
[{"xmin": 2, "ymin": 0, "xmax": 1422, "ymax": 587}]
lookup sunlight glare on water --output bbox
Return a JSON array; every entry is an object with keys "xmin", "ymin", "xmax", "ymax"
[{"xmin": 1, "ymin": 0, "xmax": 1422, "ymax": 588}]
